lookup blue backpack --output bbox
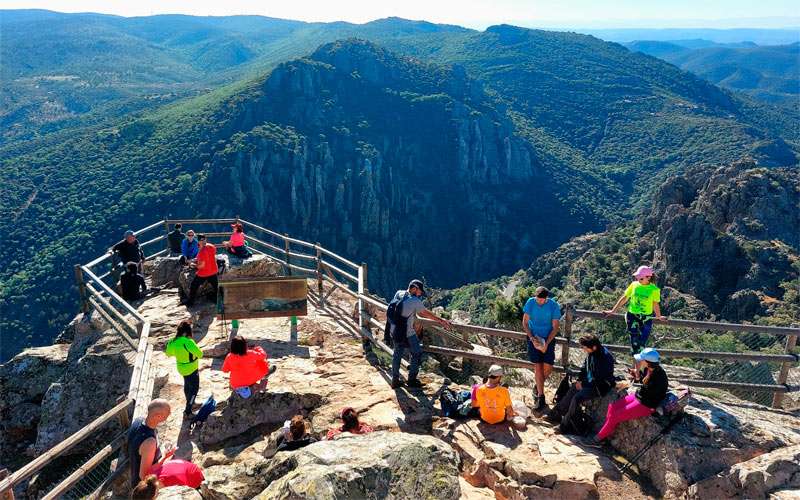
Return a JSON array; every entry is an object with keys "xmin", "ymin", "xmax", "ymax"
[{"xmin": 190, "ymin": 395, "xmax": 216, "ymax": 430}]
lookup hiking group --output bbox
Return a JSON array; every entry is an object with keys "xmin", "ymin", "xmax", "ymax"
[{"xmin": 119, "ymin": 222, "xmax": 675, "ymax": 498}]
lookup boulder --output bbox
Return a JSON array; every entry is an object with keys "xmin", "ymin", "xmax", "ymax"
[
  {"xmin": 143, "ymin": 256, "xmax": 183, "ymax": 287},
  {"xmin": 158, "ymin": 485, "xmax": 203, "ymax": 500},
  {"xmin": 254, "ymin": 432, "xmax": 461, "ymax": 499},
  {"xmin": 687, "ymin": 444, "xmax": 800, "ymax": 499},
  {"xmin": 199, "ymin": 389, "xmax": 326, "ymax": 446},
  {"xmin": 0, "ymin": 344, "xmax": 70, "ymax": 465},
  {"xmin": 177, "ymin": 253, "xmax": 283, "ymax": 300},
  {"xmin": 34, "ymin": 331, "xmax": 134, "ymax": 455}
]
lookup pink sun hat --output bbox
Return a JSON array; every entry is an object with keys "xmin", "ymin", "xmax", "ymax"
[{"xmin": 633, "ymin": 265, "xmax": 654, "ymax": 279}]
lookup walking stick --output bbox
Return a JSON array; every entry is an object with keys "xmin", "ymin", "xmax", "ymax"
[{"xmin": 618, "ymin": 412, "xmax": 684, "ymax": 474}]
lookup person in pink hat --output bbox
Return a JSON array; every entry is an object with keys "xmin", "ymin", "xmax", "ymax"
[{"xmin": 604, "ymin": 265, "xmax": 665, "ymax": 367}]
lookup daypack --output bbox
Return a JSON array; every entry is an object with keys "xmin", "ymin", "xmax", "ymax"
[
  {"xmin": 190, "ymin": 395, "xmax": 217, "ymax": 430},
  {"xmin": 559, "ymin": 406, "xmax": 593, "ymax": 436},
  {"xmin": 656, "ymin": 387, "xmax": 692, "ymax": 416},
  {"xmin": 384, "ymin": 293, "xmax": 410, "ymax": 348},
  {"xmin": 553, "ymin": 374, "xmax": 572, "ymax": 405},
  {"xmin": 440, "ymin": 387, "xmax": 473, "ymax": 418}
]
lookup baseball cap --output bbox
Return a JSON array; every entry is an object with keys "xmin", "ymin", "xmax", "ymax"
[
  {"xmin": 633, "ymin": 265, "xmax": 654, "ymax": 279},
  {"xmin": 408, "ymin": 279, "xmax": 426, "ymax": 296},
  {"xmin": 488, "ymin": 364, "xmax": 504, "ymax": 377},
  {"xmin": 634, "ymin": 348, "xmax": 661, "ymax": 363},
  {"xmin": 535, "ymin": 286, "xmax": 549, "ymax": 298},
  {"xmin": 124, "ymin": 230, "xmax": 134, "ymax": 237},
  {"xmin": 234, "ymin": 386, "xmax": 252, "ymax": 399}
]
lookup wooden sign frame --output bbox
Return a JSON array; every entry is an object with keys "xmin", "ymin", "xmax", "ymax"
[{"xmin": 217, "ymin": 276, "xmax": 308, "ymax": 319}]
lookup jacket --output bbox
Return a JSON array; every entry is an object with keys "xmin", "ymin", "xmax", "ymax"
[
  {"xmin": 165, "ymin": 336, "xmax": 203, "ymax": 376},
  {"xmin": 167, "ymin": 230, "xmax": 184, "ymax": 253},
  {"xmin": 113, "ymin": 240, "xmax": 144, "ymax": 265},
  {"xmin": 222, "ymin": 346, "xmax": 269, "ymax": 389},
  {"xmin": 181, "ymin": 239, "xmax": 199, "ymax": 259},
  {"xmin": 578, "ymin": 346, "xmax": 615, "ymax": 396},
  {"xmin": 120, "ymin": 271, "xmax": 147, "ymax": 301},
  {"xmin": 635, "ymin": 364, "xmax": 669, "ymax": 409}
]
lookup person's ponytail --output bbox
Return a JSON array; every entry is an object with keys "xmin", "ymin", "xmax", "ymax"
[{"xmin": 131, "ymin": 474, "xmax": 161, "ymax": 500}]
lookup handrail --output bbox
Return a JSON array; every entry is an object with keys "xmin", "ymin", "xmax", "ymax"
[
  {"xmin": 245, "ymin": 235, "xmax": 287, "ymax": 256},
  {"xmin": 318, "ymin": 246, "xmax": 360, "ymax": 271},
  {"xmin": 41, "ymin": 433, "xmax": 126, "ymax": 500},
  {"xmin": 575, "ymin": 309, "xmax": 800, "ymax": 337},
  {"xmin": 0, "ymin": 399, "xmax": 133, "ymax": 493},
  {"xmin": 320, "ymin": 260, "xmax": 359, "ymax": 283},
  {"xmin": 81, "ymin": 266, "xmax": 146, "ymax": 324}
]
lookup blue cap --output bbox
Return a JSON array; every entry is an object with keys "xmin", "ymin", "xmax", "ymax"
[
  {"xmin": 634, "ymin": 348, "xmax": 660, "ymax": 363},
  {"xmin": 124, "ymin": 230, "xmax": 134, "ymax": 237}
]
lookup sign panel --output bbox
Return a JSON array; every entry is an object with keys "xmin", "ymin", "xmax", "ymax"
[{"xmin": 217, "ymin": 276, "xmax": 308, "ymax": 319}]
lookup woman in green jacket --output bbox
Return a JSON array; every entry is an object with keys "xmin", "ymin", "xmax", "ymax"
[{"xmin": 165, "ymin": 321, "xmax": 203, "ymax": 416}]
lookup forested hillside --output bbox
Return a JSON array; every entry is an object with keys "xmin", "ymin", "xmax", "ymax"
[{"xmin": 1, "ymin": 13, "xmax": 798, "ymax": 361}]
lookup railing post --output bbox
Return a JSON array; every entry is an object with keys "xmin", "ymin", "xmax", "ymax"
[
  {"xmin": 163, "ymin": 219, "xmax": 170, "ymax": 251},
  {"xmin": 315, "ymin": 244, "xmax": 324, "ymax": 308},
  {"xmin": 561, "ymin": 303, "xmax": 574, "ymax": 370},
  {"xmin": 74, "ymin": 265, "xmax": 89, "ymax": 313},
  {"xmin": 284, "ymin": 234, "xmax": 291, "ymax": 276},
  {"xmin": 773, "ymin": 333, "xmax": 798, "ymax": 408},
  {"xmin": 358, "ymin": 262, "xmax": 370, "ymax": 353}
]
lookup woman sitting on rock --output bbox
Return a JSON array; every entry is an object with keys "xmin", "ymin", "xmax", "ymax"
[
  {"xmin": 224, "ymin": 223, "xmax": 252, "ymax": 259},
  {"xmin": 589, "ymin": 348, "xmax": 668, "ymax": 446},
  {"xmin": 326, "ymin": 407, "xmax": 374, "ymax": 440},
  {"xmin": 277, "ymin": 415, "xmax": 317, "ymax": 452},
  {"xmin": 221, "ymin": 336, "xmax": 275, "ymax": 399}
]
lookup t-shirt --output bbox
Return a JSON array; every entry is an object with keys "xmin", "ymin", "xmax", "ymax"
[
  {"xmin": 195, "ymin": 245, "xmax": 218, "ymax": 277},
  {"xmin": 230, "ymin": 232, "xmax": 245, "ymax": 247},
  {"xmin": 624, "ymin": 282, "xmax": 661, "ymax": 316},
  {"xmin": 522, "ymin": 298, "xmax": 561, "ymax": 339},
  {"xmin": 390, "ymin": 290, "xmax": 426, "ymax": 338},
  {"xmin": 473, "ymin": 384, "xmax": 512, "ymax": 424},
  {"xmin": 149, "ymin": 459, "xmax": 204, "ymax": 488},
  {"xmin": 326, "ymin": 422, "xmax": 374, "ymax": 440}
]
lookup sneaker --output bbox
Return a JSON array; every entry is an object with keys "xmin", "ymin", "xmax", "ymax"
[
  {"xmin": 391, "ymin": 378, "xmax": 404, "ymax": 389},
  {"xmin": 407, "ymin": 378, "xmax": 424, "ymax": 389},
  {"xmin": 583, "ymin": 436, "xmax": 605, "ymax": 448}
]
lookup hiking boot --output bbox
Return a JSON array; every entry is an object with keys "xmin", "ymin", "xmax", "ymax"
[
  {"xmin": 544, "ymin": 411, "xmax": 561, "ymax": 424},
  {"xmin": 391, "ymin": 378, "xmax": 404, "ymax": 389},
  {"xmin": 534, "ymin": 395, "xmax": 547, "ymax": 411},
  {"xmin": 583, "ymin": 436, "xmax": 605, "ymax": 449},
  {"xmin": 407, "ymin": 378, "xmax": 424, "ymax": 388}
]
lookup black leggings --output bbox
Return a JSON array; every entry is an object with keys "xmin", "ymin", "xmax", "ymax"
[
  {"xmin": 183, "ymin": 371, "xmax": 199, "ymax": 413},
  {"xmin": 187, "ymin": 274, "xmax": 218, "ymax": 305}
]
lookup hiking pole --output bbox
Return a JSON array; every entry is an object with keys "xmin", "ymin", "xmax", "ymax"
[{"xmin": 618, "ymin": 412, "xmax": 684, "ymax": 475}]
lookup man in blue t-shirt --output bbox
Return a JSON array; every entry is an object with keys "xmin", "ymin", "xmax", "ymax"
[{"xmin": 522, "ymin": 286, "xmax": 561, "ymax": 411}]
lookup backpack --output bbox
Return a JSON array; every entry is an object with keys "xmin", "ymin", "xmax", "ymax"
[
  {"xmin": 559, "ymin": 406, "xmax": 593, "ymax": 436},
  {"xmin": 656, "ymin": 388, "xmax": 691, "ymax": 416},
  {"xmin": 553, "ymin": 374, "xmax": 572, "ymax": 406},
  {"xmin": 384, "ymin": 293, "xmax": 410, "ymax": 348},
  {"xmin": 190, "ymin": 395, "xmax": 216, "ymax": 430}
]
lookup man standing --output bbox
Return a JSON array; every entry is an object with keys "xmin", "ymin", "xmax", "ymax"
[
  {"xmin": 111, "ymin": 230, "xmax": 145, "ymax": 271},
  {"xmin": 128, "ymin": 399, "xmax": 174, "ymax": 488},
  {"xmin": 522, "ymin": 286, "xmax": 561, "ymax": 411},
  {"xmin": 182, "ymin": 234, "xmax": 218, "ymax": 306},
  {"xmin": 167, "ymin": 223, "xmax": 184, "ymax": 257},
  {"xmin": 390, "ymin": 279, "xmax": 452, "ymax": 389}
]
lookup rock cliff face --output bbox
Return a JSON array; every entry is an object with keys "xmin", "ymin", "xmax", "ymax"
[{"xmin": 202, "ymin": 39, "xmax": 605, "ymax": 296}]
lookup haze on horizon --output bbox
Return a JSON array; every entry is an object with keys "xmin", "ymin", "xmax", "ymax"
[{"xmin": 1, "ymin": 0, "xmax": 799, "ymax": 30}]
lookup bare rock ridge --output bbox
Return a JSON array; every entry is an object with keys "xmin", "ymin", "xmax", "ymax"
[{"xmin": 3, "ymin": 253, "xmax": 800, "ymax": 499}]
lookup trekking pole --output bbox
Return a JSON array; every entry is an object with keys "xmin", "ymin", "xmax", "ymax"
[{"xmin": 618, "ymin": 413, "xmax": 684, "ymax": 474}]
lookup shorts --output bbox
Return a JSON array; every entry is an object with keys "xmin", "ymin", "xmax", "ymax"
[
  {"xmin": 527, "ymin": 337, "xmax": 556, "ymax": 365},
  {"xmin": 626, "ymin": 312, "xmax": 653, "ymax": 355}
]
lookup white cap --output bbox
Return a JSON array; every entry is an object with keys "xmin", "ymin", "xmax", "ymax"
[{"xmin": 488, "ymin": 365, "xmax": 504, "ymax": 377}]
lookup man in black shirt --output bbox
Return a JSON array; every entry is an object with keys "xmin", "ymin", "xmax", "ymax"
[
  {"xmin": 110, "ymin": 230, "xmax": 144, "ymax": 272},
  {"xmin": 167, "ymin": 223, "xmax": 184, "ymax": 256}
]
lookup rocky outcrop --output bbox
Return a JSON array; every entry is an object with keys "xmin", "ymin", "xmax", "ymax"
[
  {"xmin": 176, "ymin": 253, "xmax": 283, "ymax": 300},
  {"xmin": 688, "ymin": 444, "xmax": 800, "ymax": 499},
  {"xmin": 159, "ymin": 485, "xmax": 203, "ymax": 500},
  {"xmin": 255, "ymin": 432, "xmax": 461, "ymax": 499},
  {"xmin": 0, "ymin": 344, "xmax": 70, "ymax": 466}
]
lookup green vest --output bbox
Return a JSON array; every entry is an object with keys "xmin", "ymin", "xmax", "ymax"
[{"xmin": 165, "ymin": 336, "xmax": 202, "ymax": 376}]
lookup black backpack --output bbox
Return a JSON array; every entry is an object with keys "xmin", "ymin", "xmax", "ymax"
[
  {"xmin": 559, "ymin": 406, "xmax": 593, "ymax": 436},
  {"xmin": 384, "ymin": 293, "xmax": 410, "ymax": 347}
]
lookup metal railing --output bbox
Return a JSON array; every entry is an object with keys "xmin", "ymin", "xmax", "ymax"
[{"xmin": 3, "ymin": 217, "xmax": 798, "ymax": 498}]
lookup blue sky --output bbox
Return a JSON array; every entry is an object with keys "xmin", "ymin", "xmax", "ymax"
[{"xmin": 1, "ymin": 0, "xmax": 798, "ymax": 29}]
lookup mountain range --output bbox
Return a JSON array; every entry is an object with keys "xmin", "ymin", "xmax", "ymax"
[{"xmin": 1, "ymin": 10, "xmax": 798, "ymax": 361}]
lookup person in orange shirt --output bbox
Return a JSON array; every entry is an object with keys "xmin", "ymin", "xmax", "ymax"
[
  {"xmin": 472, "ymin": 365, "xmax": 515, "ymax": 424},
  {"xmin": 221, "ymin": 336, "xmax": 276, "ymax": 398},
  {"xmin": 182, "ymin": 234, "xmax": 218, "ymax": 306}
]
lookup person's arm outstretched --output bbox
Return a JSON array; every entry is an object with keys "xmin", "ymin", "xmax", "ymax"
[{"xmin": 604, "ymin": 294, "xmax": 628, "ymax": 316}]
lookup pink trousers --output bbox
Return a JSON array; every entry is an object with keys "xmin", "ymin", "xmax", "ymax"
[{"xmin": 596, "ymin": 393, "xmax": 654, "ymax": 440}]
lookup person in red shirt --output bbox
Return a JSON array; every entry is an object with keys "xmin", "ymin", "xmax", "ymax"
[
  {"xmin": 182, "ymin": 234, "xmax": 218, "ymax": 306},
  {"xmin": 326, "ymin": 407, "xmax": 374, "ymax": 440},
  {"xmin": 221, "ymin": 336, "xmax": 276, "ymax": 398}
]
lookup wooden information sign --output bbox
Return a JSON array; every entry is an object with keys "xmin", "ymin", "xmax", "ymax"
[{"xmin": 217, "ymin": 276, "xmax": 308, "ymax": 319}]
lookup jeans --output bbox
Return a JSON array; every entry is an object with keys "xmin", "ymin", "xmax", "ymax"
[
  {"xmin": 392, "ymin": 333, "xmax": 422, "ymax": 380},
  {"xmin": 596, "ymin": 393, "xmax": 654, "ymax": 440},
  {"xmin": 187, "ymin": 273, "xmax": 218, "ymax": 305},
  {"xmin": 553, "ymin": 385, "xmax": 596, "ymax": 424},
  {"xmin": 183, "ymin": 371, "xmax": 200, "ymax": 413}
]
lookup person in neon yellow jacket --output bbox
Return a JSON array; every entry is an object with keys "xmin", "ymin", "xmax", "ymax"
[{"xmin": 165, "ymin": 321, "xmax": 203, "ymax": 416}]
